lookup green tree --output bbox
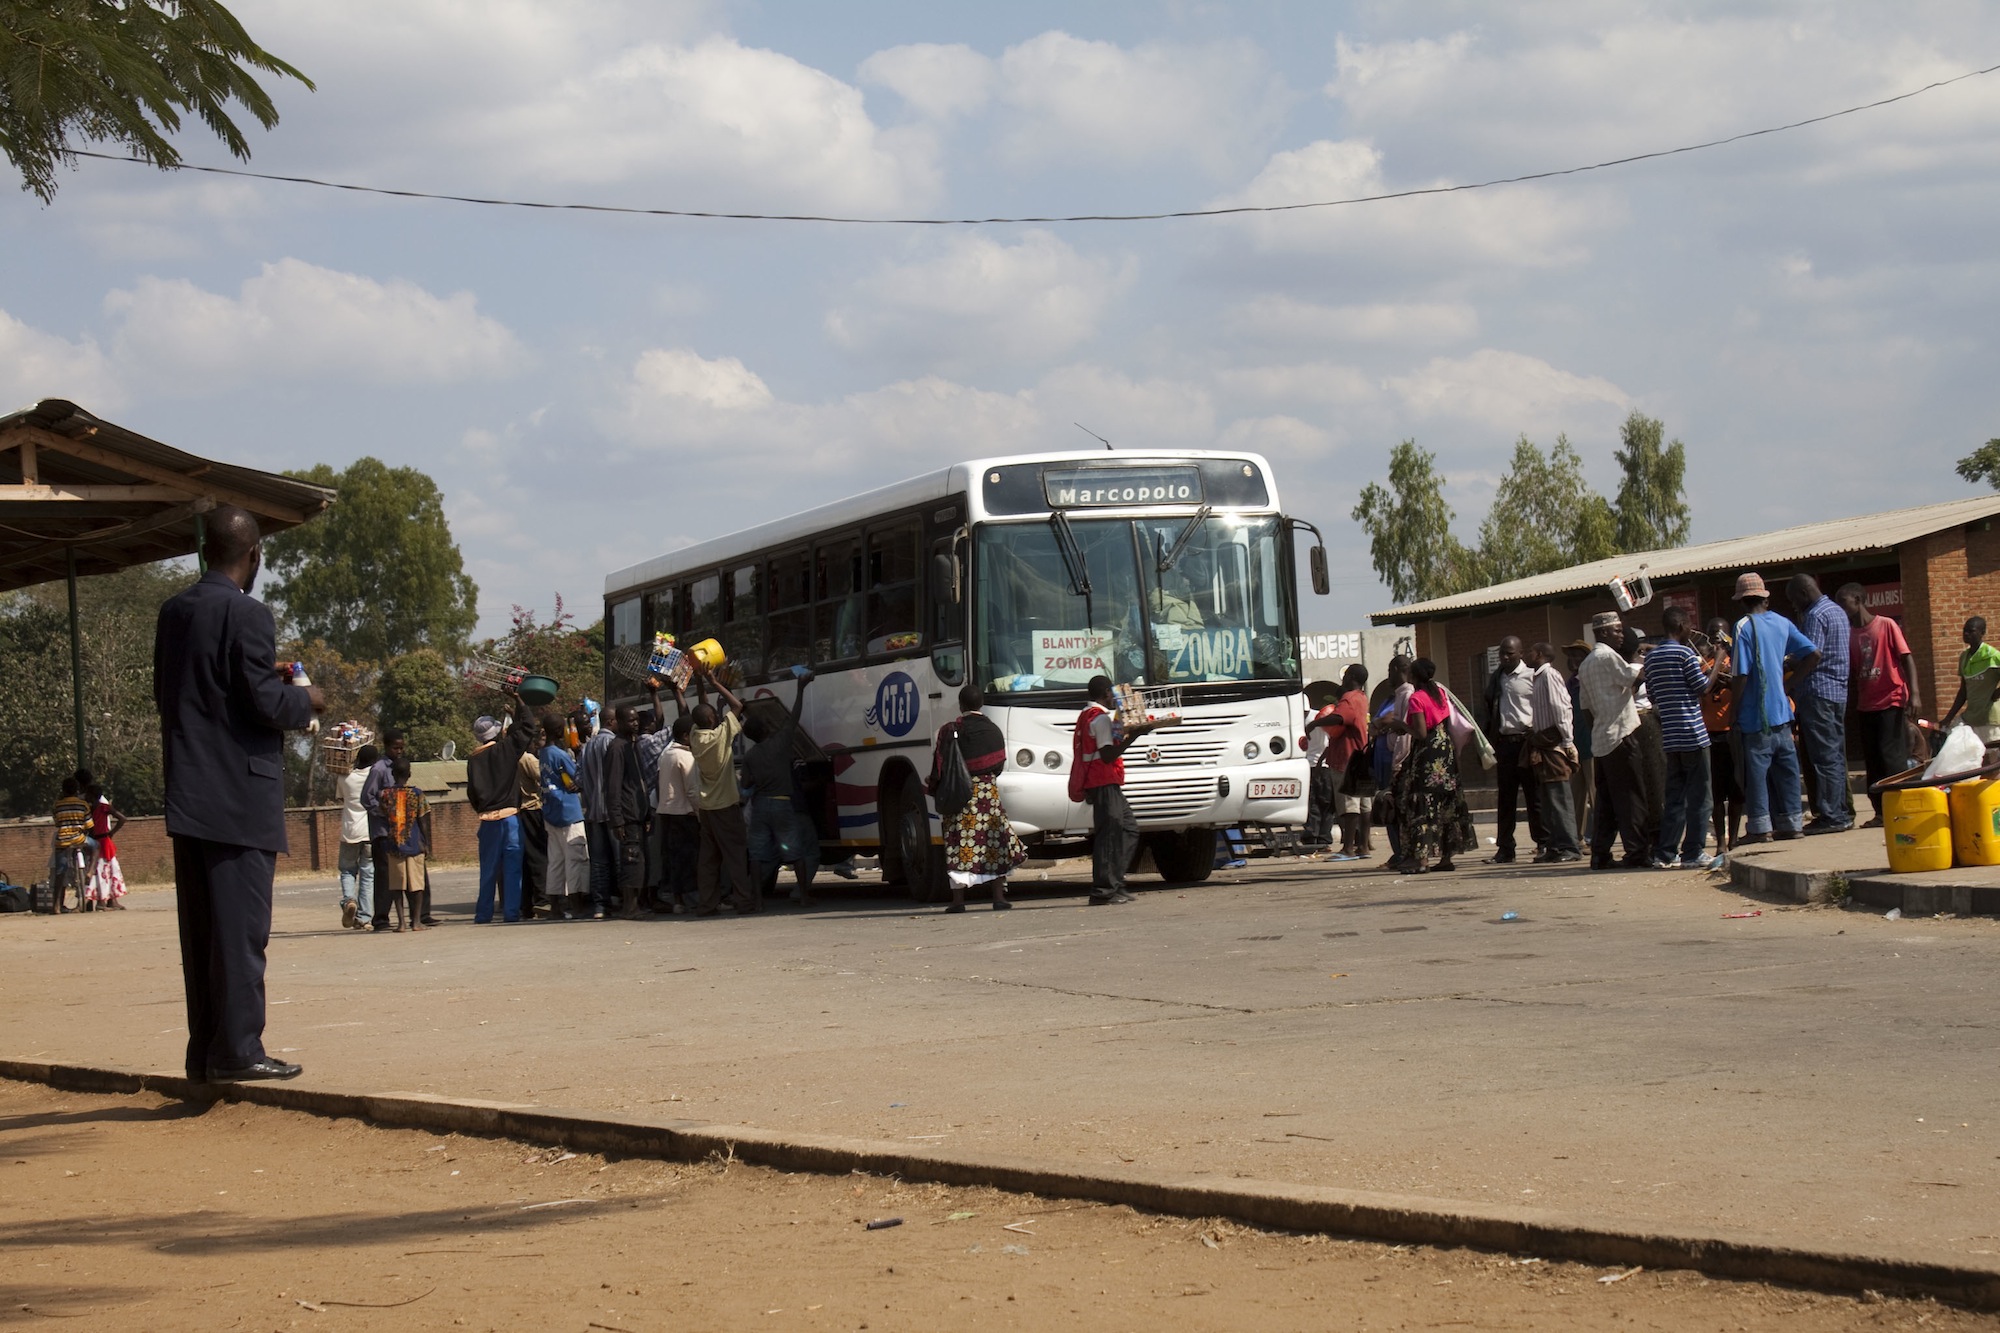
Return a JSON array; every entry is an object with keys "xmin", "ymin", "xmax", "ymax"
[
  {"xmin": 1475, "ymin": 434, "xmax": 1620, "ymax": 584},
  {"xmin": 466, "ymin": 597, "xmax": 604, "ymax": 722},
  {"xmin": 1, "ymin": 0, "xmax": 311, "ymax": 202},
  {"xmin": 263, "ymin": 457, "xmax": 478, "ymax": 663},
  {"xmin": 1955, "ymin": 439, "xmax": 2000, "ymax": 490},
  {"xmin": 1611, "ymin": 411, "xmax": 1691, "ymax": 552},
  {"xmin": 376, "ymin": 648, "xmax": 467, "ymax": 763},
  {"xmin": 0, "ymin": 560, "xmax": 189, "ymax": 818},
  {"xmin": 1351, "ymin": 440, "xmax": 1478, "ymax": 603}
]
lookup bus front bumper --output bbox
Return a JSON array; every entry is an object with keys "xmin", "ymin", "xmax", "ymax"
[{"xmin": 995, "ymin": 762, "xmax": 1311, "ymax": 835}]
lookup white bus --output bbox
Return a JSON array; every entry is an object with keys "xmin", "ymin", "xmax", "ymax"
[{"xmin": 602, "ymin": 449, "xmax": 1330, "ymax": 900}]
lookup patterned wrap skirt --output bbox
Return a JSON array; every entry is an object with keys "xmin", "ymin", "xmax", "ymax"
[
  {"xmin": 945, "ymin": 774, "xmax": 1028, "ymax": 888},
  {"xmin": 1392, "ymin": 730, "xmax": 1476, "ymax": 863}
]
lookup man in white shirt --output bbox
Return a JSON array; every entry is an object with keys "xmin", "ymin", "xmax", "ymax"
[
  {"xmin": 1576, "ymin": 612, "xmax": 1648, "ymax": 869},
  {"xmin": 1483, "ymin": 636, "xmax": 1542, "ymax": 863},
  {"xmin": 654, "ymin": 714, "xmax": 701, "ymax": 914}
]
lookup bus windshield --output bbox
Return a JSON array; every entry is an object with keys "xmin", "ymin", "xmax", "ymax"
[{"xmin": 975, "ymin": 515, "xmax": 1299, "ymax": 696}]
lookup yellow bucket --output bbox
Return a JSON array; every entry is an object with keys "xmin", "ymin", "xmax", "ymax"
[
  {"xmin": 1884, "ymin": 786, "xmax": 1952, "ymax": 874},
  {"xmin": 687, "ymin": 638, "xmax": 727, "ymax": 671},
  {"xmin": 1949, "ymin": 778, "xmax": 2000, "ymax": 867}
]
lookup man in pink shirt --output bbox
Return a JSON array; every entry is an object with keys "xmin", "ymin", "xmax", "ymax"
[{"xmin": 1836, "ymin": 583, "xmax": 1921, "ymax": 827}]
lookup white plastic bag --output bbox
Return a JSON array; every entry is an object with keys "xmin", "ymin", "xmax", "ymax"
[{"xmin": 1922, "ymin": 722, "xmax": 1984, "ymax": 783}]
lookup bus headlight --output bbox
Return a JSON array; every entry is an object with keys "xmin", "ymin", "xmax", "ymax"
[
  {"xmin": 1017, "ymin": 748, "xmax": 1035, "ymax": 768},
  {"xmin": 1243, "ymin": 740, "xmax": 1260, "ymax": 760},
  {"xmin": 1044, "ymin": 751, "xmax": 1063, "ymax": 769}
]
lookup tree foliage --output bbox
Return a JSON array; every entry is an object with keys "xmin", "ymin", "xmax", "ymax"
[
  {"xmin": 1476, "ymin": 435, "xmax": 1620, "ymax": 585},
  {"xmin": 0, "ymin": 560, "xmax": 190, "ymax": 819},
  {"xmin": 263, "ymin": 457, "xmax": 478, "ymax": 664},
  {"xmin": 376, "ymin": 648, "xmax": 467, "ymax": 763},
  {"xmin": 1956, "ymin": 439, "xmax": 2000, "ymax": 491},
  {"xmin": 465, "ymin": 597, "xmax": 604, "ymax": 722},
  {"xmin": 1, "ymin": 0, "xmax": 311, "ymax": 202},
  {"xmin": 1611, "ymin": 411, "xmax": 1691, "ymax": 552},
  {"xmin": 1354, "ymin": 415, "xmax": 1696, "ymax": 604},
  {"xmin": 1351, "ymin": 440, "xmax": 1478, "ymax": 604}
]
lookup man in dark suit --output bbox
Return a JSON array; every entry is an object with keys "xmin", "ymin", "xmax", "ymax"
[{"xmin": 154, "ymin": 506, "xmax": 324, "ymax": 1083}]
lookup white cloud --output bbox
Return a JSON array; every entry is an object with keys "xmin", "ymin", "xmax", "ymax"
[
  {"xmin": 825, "ymin": 230, "xmax": 1133, "ymax": 366},
  {"xmin": 627, "ymin": 347, "xmax": 774, "ymax": 413},
  {"xmin": 1215, "ymin": 413, "xmax": 1339, "ymax": 464},
  {"xmin": 244, "ymin": 4, "xmax": 935, "ymax": 214},
  {"xmin": 0, "ymin": 311, "xmax": 122, "ymax": 411},
  {"xmin": 1215, "ymin": 138, "xmax": 1615, "ymax": 267},
  {"xmin": 104, "ymin": 259, "xmax": 524, "ymax": 389},
  {"xmin": 1031, "ymin": 364, "xmax": 1216, "ymax": 449},
  {"xmin": 859, "ymin": 42, "xmax": 995, "ymax": 120},
  {"xmin": 1214, "ymin": 362, "xmax": 1378, "ymax": 409},
  {"xmin": 1385, "ymin": 349, "xmax": 1631, "ymax": 433},
  {"xmin": 1225, "ymin": 296, "xmax": 1478, "ymax": 345},
  {"xmin": 994, "ymin": 32, "xmax": 1286, "ymax": 174}
]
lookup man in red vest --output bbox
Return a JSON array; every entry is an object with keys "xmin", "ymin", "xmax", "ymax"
[{"xmin": 1075, "ymin": 675, "xmax": 1165, "ymax": 906}]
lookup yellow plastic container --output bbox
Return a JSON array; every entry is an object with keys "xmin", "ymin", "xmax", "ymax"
[
  {"xmin": 1949, "ymin": 778, "xmax": 2000, "ymax": 867},
  {"xmin": 1885, "ymin": 786, "xmax": 1953, "ymax": 873},
  {"xmin": 688, "ymin": 638, "xmax": 727, "ymax": 671}
]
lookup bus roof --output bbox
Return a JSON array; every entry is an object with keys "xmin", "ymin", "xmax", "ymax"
[{"xmin": 605, "ymin": 448, "xmax": 1277, "ymax": 598}]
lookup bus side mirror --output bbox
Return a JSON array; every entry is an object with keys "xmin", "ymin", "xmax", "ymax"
[
  {"xmin": 931, "ymin": 551, "xmax": 960, "ymax": 606},
  {"xmin": 1309, "ymin": 544, "xmax": 1330, "ymax": 597}
]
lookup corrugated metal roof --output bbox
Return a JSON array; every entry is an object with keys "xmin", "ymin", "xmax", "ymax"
[
  {"xmin": 0, "ymin": 398, "xmax": 336, "ymax": 593},
  {"xmin": 1370, "ymin": 493, "xmax": 2000, "ymax": 624}
]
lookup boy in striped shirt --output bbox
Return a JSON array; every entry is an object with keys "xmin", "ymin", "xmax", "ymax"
[{"xmin": 1642, "ymin": 605, "xmax": 1726, "ymax": 868}]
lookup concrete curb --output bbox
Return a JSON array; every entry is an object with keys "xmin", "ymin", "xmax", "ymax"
[
  {"xmin": 7, "ymin": 1059, "xmax": 1999, "ymax": 1310},
  {"xmin": 1729, "ymin": 853, "xmax": 2000, "ymax": 917}
]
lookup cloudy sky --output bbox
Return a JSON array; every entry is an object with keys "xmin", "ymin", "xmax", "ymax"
[{"xmin": 4, "ymin": 1, "xmax": 1996, "ymax": 635}]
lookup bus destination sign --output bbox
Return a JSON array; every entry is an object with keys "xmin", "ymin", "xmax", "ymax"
[{"xmin": 1043, "ymin": 466, "xmax": 1203, "ymax": 509}]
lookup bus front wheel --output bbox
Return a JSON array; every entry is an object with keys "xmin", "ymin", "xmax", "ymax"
[
  {"xmin": 1147, "ymin": 828, "xmax": 1217, "ymax": 884},
  {"xmin": 886, "ymin": 771, "xmax": 947, "ymax": 903}
]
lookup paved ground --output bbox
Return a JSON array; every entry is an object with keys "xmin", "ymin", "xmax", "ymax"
[
  {"xmin": 6, "ymin": 852, "xmax": 1998, "ymax": 1267},
  {"xmin": 7, "ymin": 1080, "xmax": 1987, "ymax": 1333}
]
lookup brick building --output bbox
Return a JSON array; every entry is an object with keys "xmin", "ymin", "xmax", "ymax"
[{"xmin": 1370, "ymin": 495, "xmax": 2000, "ymax": 719}]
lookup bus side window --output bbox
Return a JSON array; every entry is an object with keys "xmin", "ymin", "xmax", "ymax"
[
  {"xmin": 815, "ymin": 535, "xmax": 862, "ymax": 664},
  {"xmin": 685, "ymin": 573, "xmax": 722, "ymax": 652},
  {"xmin": 723, "ymin": 562, "xmax": 765, "ymax": 682},
  {"xmin": 867, "ymin": 521, "xmax": 921, "ymax": 659},
  {"xmin": 645, "ymin": 586, "xmax": 675, "ymax": 645},
  {"xmin": 767, "ymin": 547, "xmax": 812, "ymax": 678},
  {"xmin": 608, "ymin": 595, "xmax": 645, "ymax": 694}
]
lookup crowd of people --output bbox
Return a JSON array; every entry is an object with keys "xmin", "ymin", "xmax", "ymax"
[{"xmin": 1301, "ymin": 570, "xmax": 1957, "ymax": 874}]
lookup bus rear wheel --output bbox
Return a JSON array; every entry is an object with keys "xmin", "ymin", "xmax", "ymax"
[
  {"xmin": 886, "ymin": 771, "xmax": 947, "ymax": 903},
  {"xmin": 1147, "ymin": 828, "xmax": 1217, "ymax": 884}
]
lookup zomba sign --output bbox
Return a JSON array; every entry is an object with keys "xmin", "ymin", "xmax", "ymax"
[
  {"xmin": 1163, "ymin": 627, "xmax": 1257, "ymax": 681},
  {"xmin": 1035, "ymin": 630, "xmax": 1115, "ymax": 682}
]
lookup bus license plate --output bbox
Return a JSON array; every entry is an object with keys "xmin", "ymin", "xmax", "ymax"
[{"xmin": 1246, "ymin": 778, "xmax": 1300, "ymax": 800}]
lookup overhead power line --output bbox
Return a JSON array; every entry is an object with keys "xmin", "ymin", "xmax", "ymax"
[{"xmin": 70, "ymin": 60, "xmax": 2000, "ymax": 226}]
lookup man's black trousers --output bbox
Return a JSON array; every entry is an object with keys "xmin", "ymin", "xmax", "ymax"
[
  {"xmin": 173, "ymin": 836, "xmax": 276, "ymax": 1080},
  {"xmin": 1492, "ymin": 734, "xmax": 1544, "ymax": 858}
]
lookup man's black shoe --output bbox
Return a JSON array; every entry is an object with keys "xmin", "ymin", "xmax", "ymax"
[
  {"xmin": 1548, "ymin": 851, "xmax": 1582, "ymax": 863},
  {"xmin": 1491, "ymin": 851, "xmax": 1515, "ymax": 864},
  {"xmin": 208, "ymin": 1059, "xmax": 301, "ymax": 1082},
  {"xmin": 1589, "ymin": 858, "xmax": 1616, "ymax": 871},
  {"xmin": 1088, "ymin": 893, "xmax": 1126, "ymax": 906},
  {"xmin": 1802, "ymin": 822, "xmax": 1851, "ymax": 836},
  {"xmin": 693, "ymin": 907, "xmax": 720, "ymax": 917}
]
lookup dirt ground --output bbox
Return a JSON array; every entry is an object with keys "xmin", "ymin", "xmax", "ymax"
[{"xmin": 2, "ymin": 1079, "xmax": 1990, "ymax": 1333}]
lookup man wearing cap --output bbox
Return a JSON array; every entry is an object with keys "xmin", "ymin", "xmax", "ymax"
[
  {"xmin": 1576, "ymin": 612, "xmax": 1649, "ymax": 868},
  {"xmin": 466, "ymin": 698, "xmax": 539, "ymax": 923},
  {"xmin": 1731, "ymin": 573, "xmax": 1820, "ymax": 843}
]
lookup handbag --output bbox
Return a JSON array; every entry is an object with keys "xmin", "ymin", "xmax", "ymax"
[{"xmin": 932, "ymin": 726, "xmax": 974, "ymax": 818}]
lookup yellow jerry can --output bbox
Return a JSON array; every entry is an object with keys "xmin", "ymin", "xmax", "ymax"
[
  {"xmin": 1949, "ymin": 778, "xmax": 2000, "ymax": 867},
  {"xmin": 1884, "ymin": 786, "xmax": 1953, "ymax": 874}
]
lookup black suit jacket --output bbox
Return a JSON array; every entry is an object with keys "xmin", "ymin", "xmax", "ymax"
[{"xmin": 153, "ymin": 570, "xmax": 316, "ymax": 852}]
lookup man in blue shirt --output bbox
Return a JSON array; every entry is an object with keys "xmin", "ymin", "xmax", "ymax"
[
  {"xmin": 1643, "ymin": 605, "xmax": 1725, "ymax": 867},
  {"xmin": 1788, "ymin": 573, "xmax": 1853, "ymax": 833},
  {"xmin": 1732, "ymin": 572, "xmax": 1821, "ymax": 842}
]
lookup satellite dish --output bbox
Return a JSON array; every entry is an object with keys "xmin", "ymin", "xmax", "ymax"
[{"xmin": 439, "ymin": 740, "xmax": 457, "ymax": 761}]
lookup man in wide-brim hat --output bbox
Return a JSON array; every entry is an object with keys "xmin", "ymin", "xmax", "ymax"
[{"xmin": 1727, "ymin": 571, "xmax": 1820, "ymax": 843}]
